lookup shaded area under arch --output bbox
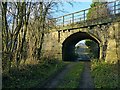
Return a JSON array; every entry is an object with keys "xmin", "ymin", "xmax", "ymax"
[{"xmin": 62, "ymin": 31, "xmax": 100, "ymax": 61}]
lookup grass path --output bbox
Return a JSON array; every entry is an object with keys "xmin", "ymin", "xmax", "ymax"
[
  {"xmin": 58, "ymin": 62, "xmax": 84, "ymax": 88},
  {"xmin": 43, "ymin": 62, "xmax": 86, "ymax": 88},
  {"xmin": 42, "ymin": 61, "xmax": 94, "ymax": 88},
  {"xmin": 43, "ymin": 62, "xmax": 76, "ymax": 88},
  {"xmin": 79, "ymin": 61, "xmax": 94, "ymax": 89}
]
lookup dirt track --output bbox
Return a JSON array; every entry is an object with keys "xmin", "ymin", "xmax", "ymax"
[
  {"xmin": 79, "ymin": 61, "xmax": 94, "ymax": 89},
  {"xmin": 43, "ymin": 62, "xmax": 76, "ymax": 88},
  {"xmin": 43, "ymin": 61, "xmax": 94, "ymax": 89}
]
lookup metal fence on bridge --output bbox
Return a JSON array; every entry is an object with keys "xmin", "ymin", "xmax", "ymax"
[{"xmin": 48, "ymin": 0, "xmax": 120, "ymax": 29}]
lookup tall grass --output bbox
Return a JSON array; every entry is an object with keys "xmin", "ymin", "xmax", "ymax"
[
  {"xmin": 2, "ymin": 58, "xmax": 66, "ymax": 88},
  {"xmin": 91, "ymin": 59, "xmax": 119, "ymax": 88}
]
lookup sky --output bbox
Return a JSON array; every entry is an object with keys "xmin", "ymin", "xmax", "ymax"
[{"xmin": 53, "ymin": 1, "xmax": 92, "ymax": 18}]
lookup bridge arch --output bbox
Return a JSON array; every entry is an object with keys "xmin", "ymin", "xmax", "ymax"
[{"xmin": 62, "ymin": 31, "xmax": 101, "ymax": 61}]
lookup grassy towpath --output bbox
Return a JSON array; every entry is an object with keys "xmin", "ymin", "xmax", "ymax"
[
  {"xmin": 79, "ymin": 61, "xmax": 94, "ymax": 89},
  {"xmin": 43, "ymin": 61, "xmax": 84, "ymax": 88}
]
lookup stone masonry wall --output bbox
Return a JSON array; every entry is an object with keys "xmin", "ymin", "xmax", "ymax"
[
  {"xmin": 105, "ymin": 21, "xmax": 120, "ymax": 63},
  {"xmin": 42, "ymin": 21, "xmax": 120, "ymax": 63}
]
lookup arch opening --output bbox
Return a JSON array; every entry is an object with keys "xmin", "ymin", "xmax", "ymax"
[
  {"xmin": 62, "ymin": 32, "xmax": 100, "ymax": 61},
  {"xmin": 75, "ymin": 39, "xmax": 99, "ymax": 61}
]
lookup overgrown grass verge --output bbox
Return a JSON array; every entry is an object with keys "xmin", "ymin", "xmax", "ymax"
[
  {"xmin": 91, "ymin": 60, "xmax": 119, "ymax": 88},
  {"xmin": 57, "ymin": 62, "xmax": 84, "ymax": 88},
  {"xmin": 2, "ymin": 59, "xmax": 66, "ymax": 88}
]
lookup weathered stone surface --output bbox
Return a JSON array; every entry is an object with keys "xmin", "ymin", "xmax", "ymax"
[
  {"xmin": 106, "ymin": 22, "xmax": 120, "ymax": 63},
  {"xmin": 42, "ymin": 19, "xmax": 120, "ymax": 62}
]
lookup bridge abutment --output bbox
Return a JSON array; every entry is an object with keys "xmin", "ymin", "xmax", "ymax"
[{"xmin": 105, "ymin": 21, "xmax": 120, "ymax": 63}]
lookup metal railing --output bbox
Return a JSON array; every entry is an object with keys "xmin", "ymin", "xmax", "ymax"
[{"xmin": 48, "ymin": 0, "xmax": 120, "ymax": 29}]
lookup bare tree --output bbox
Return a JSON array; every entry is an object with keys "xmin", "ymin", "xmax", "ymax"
[
  {"xmin": 2, "ymin": 0, "xmax": 74, "ymax": 72},
  {"xmin": 27, "ymin": 1, "xmax": 64, "ymax": 60},
  {"xmin": 2, "ymin": 1, "xmax": 32, "ymax": 71}
]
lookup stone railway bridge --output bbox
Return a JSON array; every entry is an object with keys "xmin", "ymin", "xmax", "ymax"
[{"xmin": 42, "ymin": 1, "xmax": 120, "ymax": 63}]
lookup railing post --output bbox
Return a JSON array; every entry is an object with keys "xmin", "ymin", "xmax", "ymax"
[
  {"xmin": 72, "ymin": 13, "xmax": 74, "ymax": 24},
  {"xmin": 114, "ymin": 1, "xmax": 116, "ymax": 14},
  {"xmin": 83, "ymin": 10, "xmax": 86, "ymax": 22},
  {"xmin": 118, "ymin": 1, "xmax": 120, "ymax": 13},
  {"xmin": 63, "ymin": 16, "xmax": 64, "ymax": 27}
]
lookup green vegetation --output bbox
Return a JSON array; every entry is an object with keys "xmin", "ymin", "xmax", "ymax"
[
  {"xmin": 91, "ymin": 60, "xmax": 119, "ymax": 88},
  {"xmin": 57, "ymin": 62, "xmax": 84, "ymax": 88},
  {"xmin": 2, "ymin": 59, "xmax": 66, "ymax": 88},
  {"xmin": 85, "ymin": 40, "xmax": 99, "ymax": 59},
  {"xmin": 87, "ymin": 2, "xmax": 108, "ymax": 20}
]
